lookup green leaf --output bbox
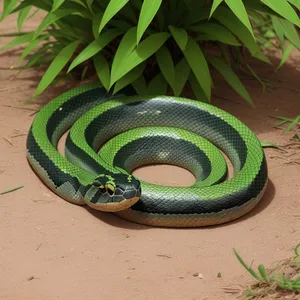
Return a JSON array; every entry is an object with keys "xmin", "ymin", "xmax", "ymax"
[
  {"xmin": 276, "ymin": 43, "xmax": 294, "ymax": 70},
  {"xmin": 17, "ymin": 5, "xmax": 32, "ymax": 32},
  {"xmin": 111, "ymin": 27, "xmax": 138, "ymax": 79},
  {"xmin": 192, "ymin": 23, "xmax": 241, "ymax": 46},
  {"xmin": 68, "ymin": 28, "xmax": 122, "ymax": 72},
  {"xmin": 12, "ymin": 0, "xmax": 51, "ymax": 14},
  {"xmin": 209, "ymin": 0, "xmax": 223, "ymax": 18},
  {"xmin": 147, "ymin": 73, "xmax": 168, "ymax": 95},
  {"xmin": 168, "ymin": 25, "xmax": 188, "ymax": 51},
  {"xmin": 137, "ymin": 0, "xmax": 162, "ymax": 44},
  {"xmin": 92, "ymin": 11, "xmax": 103, "ymax": 39},
  {"xmin": 271, "ymin": 16, "xmax": 285, "ymax": 43},
  {"xmin": 181, "ymin": 37, "xmax": 211, "ymax": 100},
  {"xmin": 23, "ymin": 45, "xmax": 54, "ymax": 68},
  {"xmin": 213, "ymin": 7, "xmax": 270, "ymax": 63},
  {"xmin": 110, "ymin": 32, "xmax": 170, "ymax": 86},
  {"xmin": 113, "ymin": 63, "xmax": 146, "ymax": 94},
  {"xmin": 33, "ymin": 9, "xmax": 77, "ymax": 40},
  {"xmin": 132, "ymin": 75, "xmax": 147, "ymax": 94},
  {"xmin": 224, "ymin": 0, "xmax": 254, "ymax": 37},
  {"xmin": 93, "ymin": 53, "xmax": 110, "ymax": 91},
  {"xmin": 189, "ymin": 72, "xmax": 209, "ymax": 102},
  {"xmin": 19, "ymin": 34, "xmax": 50, "ymax": 62},
  {"xmin": 288, "ymin": 0, "xmax": 300, "ymax": 10},
  {"xmin": 98, "ymin": 0, "xmax": 129, "ymax": 35},
  {"xmin": 280, "ymin": 19, "xmax": 300, "ymax": 49},
  {"xmin": 174, "ymin": 57, "xmax": 190, "ymax": 96},
  {"xmin": 33, "ymin": 40, "xmax": 81, "ymax": 97},
  {"xmin": 156, "ymin": 46, "xmax": 176, "ymax": 92},
  {"xmin": 183, "ymin": 0, "xmax": 209, "ymax": 25},
  {"xmin": 207, "ymin": 56, "xmax": 252, "ymax": 105},
  {"xmin": 0, "ymin": 32, "xmax": 34, "ymax": 51},
  {"xmin": 52, "ymin": 0, "xmax": 65, "ymax": 12},
  {"xmin": 261, "ymin": 0, "xmax": 300, "ymax": 27},
  {"xmin": 1, "ymin": 0, "xmax": 19, "ymax": 21}
]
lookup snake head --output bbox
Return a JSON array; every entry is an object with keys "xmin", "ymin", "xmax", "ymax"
[
  {"xmin": 85, "ymin": 173, "xmax": 141, "ymax": 212},
  {"xmin": 92, "ymin": 177, "xmax": 116, "ymax": 196}
]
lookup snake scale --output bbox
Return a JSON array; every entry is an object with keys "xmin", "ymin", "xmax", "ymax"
[{"xmin": 26, "ymin": 83, "xmax": 268, "ymax": 227}]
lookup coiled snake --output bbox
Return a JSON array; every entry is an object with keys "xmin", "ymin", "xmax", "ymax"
[{"xmin": 26, "ymin": 83, "xmax": 268, "ymax": 227}]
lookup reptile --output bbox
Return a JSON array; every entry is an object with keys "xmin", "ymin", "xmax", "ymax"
[{"xmin": 26, "ymin": 83, "xmax": 268, "ymax": 227}]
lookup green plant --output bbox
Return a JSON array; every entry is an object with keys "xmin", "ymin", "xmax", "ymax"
[
  {"xmin": 1, "ymin": 0, "xmax": 300, "ymax": 103},
  {"xmin": 234, "ymin": 243, "xmax": 300, "ymax": 299},
  {"xmin": 271, "ymin": 115, "xmax": 300, "ymax": 133}
]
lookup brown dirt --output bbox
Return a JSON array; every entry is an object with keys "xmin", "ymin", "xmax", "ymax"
[{"xmin": 1, "ymin": 11, "xmax": 300, "ymax": 300}]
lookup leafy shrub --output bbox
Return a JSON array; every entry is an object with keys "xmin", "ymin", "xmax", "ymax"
[{"xmin": 1, "ymin": 0, "xmax": 300, "ymax": 104}]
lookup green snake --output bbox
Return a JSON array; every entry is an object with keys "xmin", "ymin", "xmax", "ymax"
[{"xmin": 26, "ymin": 83, "xmax": 268, "ymax": 227}]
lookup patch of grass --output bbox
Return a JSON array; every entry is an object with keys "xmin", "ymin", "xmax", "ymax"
[
  {"xmin": 234, "ymin": 244, "xmax": 300, "ymax": 299},
  {"xmin": 271, "ymin": 115, "xmax": 300, "ymax": 133}
]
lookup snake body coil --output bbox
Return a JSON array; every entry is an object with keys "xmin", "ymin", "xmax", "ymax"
[{"xmin": 27, "ymin": 84, "xmax": 268, "ymax": 227}]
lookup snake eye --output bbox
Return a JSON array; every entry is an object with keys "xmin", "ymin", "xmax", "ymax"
[{"xmin": 106, "ymin": 184, "xmax": 115, "ymax": 196}]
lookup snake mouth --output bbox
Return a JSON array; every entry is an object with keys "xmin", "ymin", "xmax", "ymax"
[{"xmin": 85, "ymin": 196, "xmax": 140, "ymax": 212}]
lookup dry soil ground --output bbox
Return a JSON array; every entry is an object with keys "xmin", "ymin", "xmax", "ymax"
[{"xmin": 0, "ymin": 11, "xmax": 300, "ymax": 300}]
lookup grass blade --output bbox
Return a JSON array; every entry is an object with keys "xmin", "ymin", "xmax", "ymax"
[
  {"xmin": 284, "ymin": 115, "xmax": 300, "ymax": 133},
  {"xmin": 260, "ymin": 141, "xmax": 280, "ymax": 149},
  {"xmin": 233, "ymin": 248, "xmax": 262, "ymax": 281},
  {"xmin": 258, "ymin": 264, "xmax": 269, "ymax": 283},
  {"xmin": 1, "ymin": 185, "xmax": 24, "ymax": 195}
]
